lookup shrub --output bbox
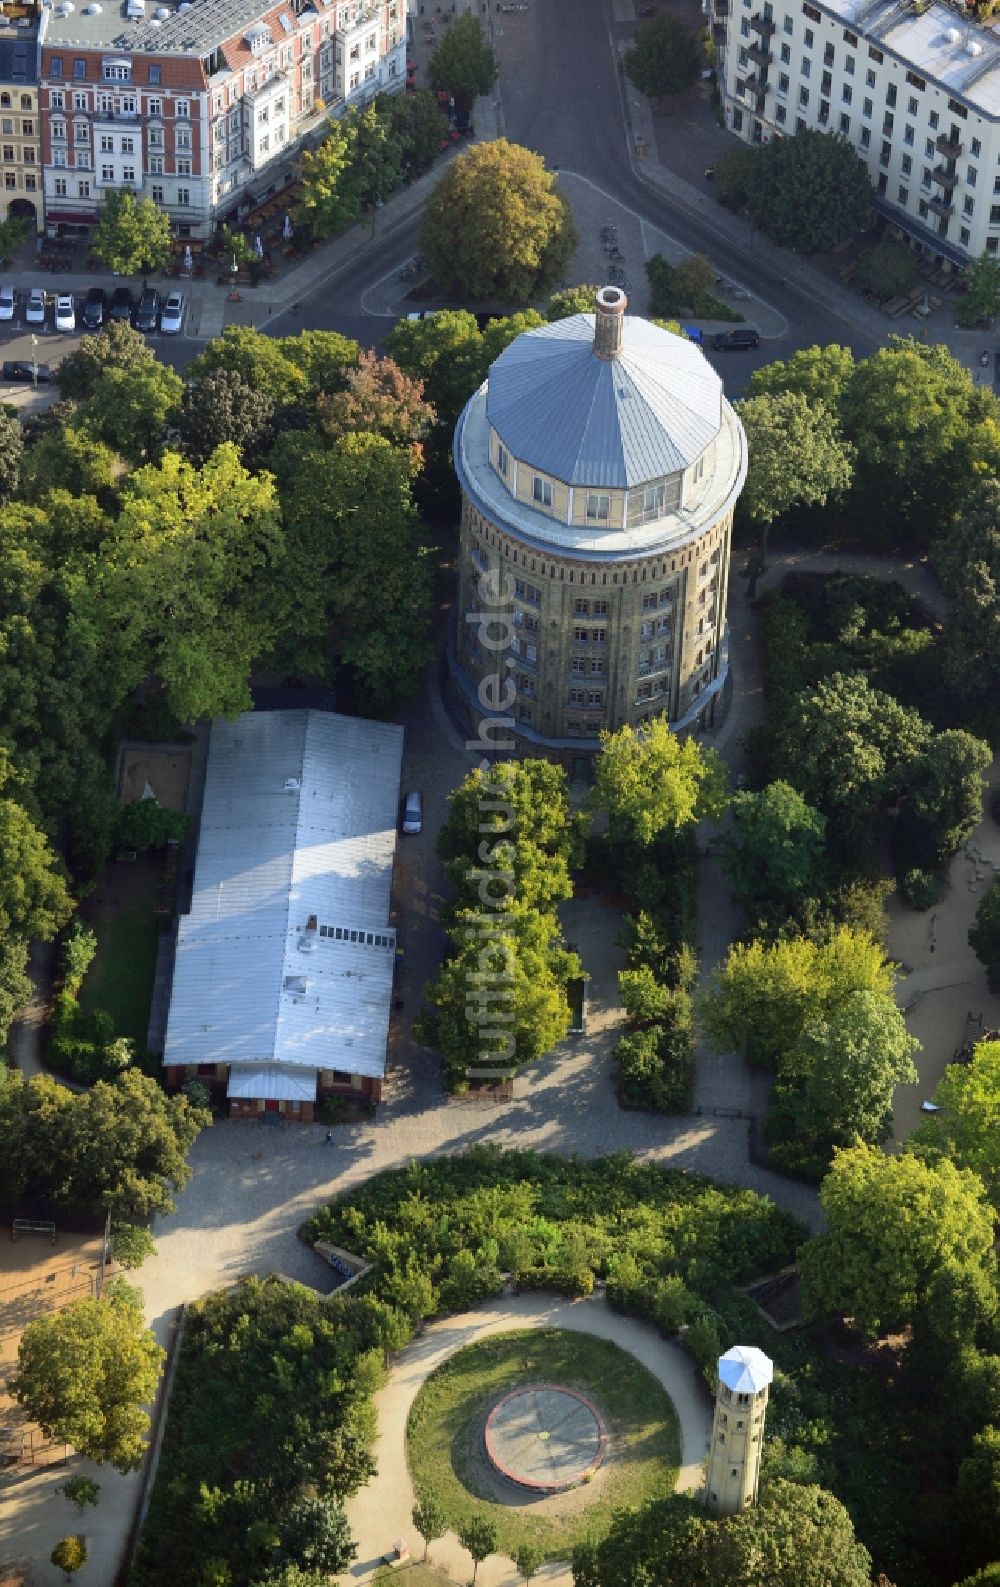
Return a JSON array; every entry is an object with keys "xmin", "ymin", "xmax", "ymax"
[
  {"xmin": 853, "ymin": 241, "xmax": 917, "ymax": 303},
  {"xmin": 684, "ymin": 1313, "xmax": 722, "ymax": 1386},
  {"xmin": 182, "ymin": 1077, "xmax": 212, "ymax": 1111},
  {"xmin": 970, "ymin": 882, "xmax": 1000, "ymax": 991},
  {"xmin": 902, "ymin": 867, "xmax": 942, "ymax": 911},
  {"xmin": 51, "ymin": 1537, "xmax": 87, "ymax": 1579}
]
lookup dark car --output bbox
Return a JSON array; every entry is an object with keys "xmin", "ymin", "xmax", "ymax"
[
  {"xmin": 713, "ymin": 327, "xmax": 761, "ymax": 351},
  {"xmin": 133, "ymin": 285, "xmax": 161, "ymax": 333},
  {"xmin": 2, "ymin": 359, "xmax": 51, "ymax": 382},
  {"xmin": 81, "ymin": 286, "xmax": 108, "ymax": 330},
  {"xmin": 109, "ymin": 285, "xmax": 135, "ymax": 323}
]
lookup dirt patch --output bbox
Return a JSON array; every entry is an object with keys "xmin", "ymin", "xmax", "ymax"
[{"xmin": 118, "ymin": 747, "xmax": 191, "ymax": 814}]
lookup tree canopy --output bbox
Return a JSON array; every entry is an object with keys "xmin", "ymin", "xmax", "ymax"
[
  {"xmin": 737, "ymin": 390, "xmax": 854, "ymax": 528},
  {"xmin": 89, "ymin": 190, "xmax": 173, "ymax": 276},
  {"xmin": 177, "ymin": 368, "xmax": 276, "ymax": 467},
  {"xmin": 11, "ymin": 1278, "xmax": 164, "ymax": 1470},
  {"xmin": 427, "ymin": 12, "xmax": 497, "ymax": 109},
  {"xmin": 419, "ymin": 140, "xmax": 577, "ymax": 303},
  {"xmin": 746, "ymin": 343, "xmax": 857, "ymax": 405},
  {"xmin": 742, "ymin": 129, "xmax": 874, "ymax": 253},
  {"xmin": 591, "ymin": 718, "xmax": 728, "ymax": 846},
  {"xmin": 802, "ymin": 1144, "xmax": 998, "ymax": 1344},
  {"xmin": 912, "ymin": 1040, "xmax": 1000, "ymax": 1209},
  {"xmin": 624, "ymin": 13, "xmax": 702, "ymax": 98},
  {"xmin": 721, "ymin": 781, "xmax": 827, "ymax": 909}
]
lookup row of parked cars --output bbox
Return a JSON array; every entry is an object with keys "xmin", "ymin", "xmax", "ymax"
[{"xmin": 0, "ymin": 283, "xmax": 186, "ymax": 335}]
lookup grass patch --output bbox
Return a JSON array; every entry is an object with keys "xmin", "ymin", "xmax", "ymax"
[
  {"xmin": 375, "ymin": 1567, "xmax": 451, "ymax": 1587},
  {"xmin": 78, "ymin": 905, "xmax": 159, "ymax": 1045},
  {"xmin": 406, "ymin": 1328, "xmax": 680, "ymax": 1562}
]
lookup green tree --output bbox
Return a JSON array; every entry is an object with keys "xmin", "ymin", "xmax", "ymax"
[
  {"xmin": 51, "ymin": 1536, "xmax": 87, "ymax": 1580},
  {"xmin": 0, "ymin": 776, "xmax": 73, "ymax": 942},
  {"xmin": 279, "ymin": 328, "xmax": 360, "ymax": 398},
  {"xmin": 346, "ymin": 100, "xmax": 406, "ymax": 211},
  {"xmin": 701, "ymin": 926, "xmax": 893, "ymax": 1069},
  {"xmin": 912, "ymin": 1040, "xmax": 1000, "ymax": 1209},
  {"xmin": 956, "ymin": 254, "xmax": 1000, "ymax": 327},
  {"xmin": 515, "ymin": 1541, "xmax": 546, "ymax": 1583},
  {"xmin": 801, "ymin": 1144, "xmax": 998, "ymax": 1342},
  {"xmin": 784, "ymin": 987, "xmax": 919, "ymax": 1151},
  {"xmin": 76, "ymin": 358, "xmax": 183, "ymax": 465},
  {"xmin": 771, "ymin": 670, "xmax": 930, "ymax": 849},
  {"xmin": 742, "ymin": 129, "xmax": 873, "ymax": 252},
  {"xmin": 90, "ymin": 190, "xmax": 173, "ymax": 275},
  {"xmin": 109, "ymin": 1224, "xmax": 157, "ymax": 1269},
  {"xmin": 724, "ymin": 1478, "xmax": 873, "ymax": 1587},
  {"xmin": 387, "ymin": 87, "xmax": 448, "ymax": 171},
  {"xmin": 938, "ymin": 479, "xmax": 1000, "ymax": 703},
  {"xmin": 458, "ymin": 1517, "xmax": 499, "ymax": 1584},
  {"xmin": 853, "ymin": 239, "xmax": 917, "ymax": 303},
  {"xmin": 178, "ymin": 369, "xmax": 276, "ymax": 468},
  {"xmin": 624, "ymin": 12, "xmax": 702, "ymax": 98},
  {"xmin": 0, "ymin": 407, "xmax": 22, "ymax": 504},
  {"xmin": 21, "ymin": 422, "xmax": 116, "ymax": 505},
  {"xmin": 591, "ymin": 717, "xmax": 728, "ymax": 846},
  {"xmin": 12, "ymin": 1279, "xmax": 164, "ymax": 1470},
  {"xmin": 278, "ymin": 1495, "xmax": 356, "ymax": 1576},
  {"xmin": 547, "ymin": 283, "xmax": 602, "ymax": 319},
  {"xmin": 318, "ymin": 349, "xmax": 435, "ymax": 451},
  {"xmin": 840, "ymin": 337, "xmax": 998, "ymax": 537},
  {"xmin": 427, "ymin": 12, "xmax": 497, "ymax": 110},
  {"xmin": 672, "ymin": 252, "xmax": 716, "ymax": 309},
  {"xmin": 955, "ymin": 1426, "xmax": 1000, "ymax": 1570},
  {"xmin": 721, "ymin": 781, "xmax": 827, "ymax": 908},
  {"xmin": 56, "ymin": 321, "xmax": 159, "ymax": 400},
  {"xmin": 737, "ymin": 390, "xmax": 854, "ymax": 537},
  {"xmin": 714, "ymin": 146, "xmax": 753, "ymax": 209},
  {"xmin": 571, "ymin": 1495, "xmax": 715, "ymax": 1587},
  {"xmin": 412, "ymin": 1496, "xmax": 448, "ymax": 1561},
  {"xmin": 297, "ymin": 115, "xmax": 359, "ymax": 238},
  {"xmin": 437, "ymin": 759, "xmax": 584, "ymax": 915},
  {"xmin": 104, "ymin": 444, "xmax": 283, "ymax": 723},
  {"xmin": 116, "ymin": 799, "xmax": 189, "ymax": 853},
  {"xmin": 187, "ymin": 326, "xmax": 309, "ymax": 408},
  {"xmin": 268, "ymin": 430, "xmax": 431, "ymax": 707},
  {"xmin": 970, "ymin": 882, "xmax": 1000, "ymax": 991},
  {"xmin": 897, "ymin": 728, "xmax": 992, "ymax": 867},
  {"xmin": 59, "ymin": 1475, "xmax": 101, "ymax": 1511},
  {"xmin": 746, "ymin": 342, "xmax": 856, "ymax": 405},
  {"xmin": 419, "ymin": 140, "xmax": 577, "ymax": 303}
]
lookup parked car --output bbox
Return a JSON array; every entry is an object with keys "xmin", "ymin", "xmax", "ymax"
[
  {"xmin": 401, "ymin": 790, "xmax": 423, "ymax": 835},
  {"xmin": 133, "ymin": 285, "xmax": 161, "ymax": 333},
  {"xmin": 681, "ymin": 325, "xmax": 704, "ymax": 345},
  {"xmin": 0, "ymin": 285, "xmax": 16, "ymax": 322},
  {"xmin": 24, "ymin": 287, "xmax": 46, "ymax": 326},
  {"xmin": 54, "ymin": 293, "xmax": 76, "ymax": 333},
  {"xmin": 712, "ymin": 327, "xmax": 760, "ymax": 351},
  {"xmin": 82, "ymin": 286, "xmax": 107, "ymax": 330},
  {"xmin": 109, "ymin": 285, "xmax": 134, "ymax": 323},
  {"xmin": 2, "ymin": 359, "xmax": 51, "ymax": 382},
  {"xmin": 159, "ymin": 290, "xmax": 185, "ymax": 334}
]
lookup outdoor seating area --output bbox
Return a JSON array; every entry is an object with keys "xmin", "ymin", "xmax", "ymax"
[{"xmin": 36, "ymin": 236, "xmax": 79, "ymax": 272}]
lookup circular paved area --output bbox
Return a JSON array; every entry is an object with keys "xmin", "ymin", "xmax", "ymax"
[
  {"xmin": 343, "ymin": 1292, "xmax": 713, "ymax": 1587},
  {"xmin": 485, "ymin": 1384, "xmax": 606, "ymax": 1492}
]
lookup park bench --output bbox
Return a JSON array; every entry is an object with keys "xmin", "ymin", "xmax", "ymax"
[{"xmin": 11, "ymin": 1218, "xmax": 56, "ymax": 1244}]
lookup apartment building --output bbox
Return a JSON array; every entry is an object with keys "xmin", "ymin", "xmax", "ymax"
[
  {"xmin": 0, "ymin": 9, "xmax": 42, "ymax": 234},
  {"xmin": 717, "ymin": 0, "xmax": 1000, "ymax": 262},
  {"xmin": 39, "ymin": 0, "xmax": 406, "ymax": 239}
]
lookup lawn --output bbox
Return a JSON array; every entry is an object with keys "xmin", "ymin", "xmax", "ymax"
[
  {"xmin": 375, "ymin": 1567, "xmax": 450, "ymax": 1587},
  {"xmin": 78, "ymin": 905, "xmax": 159, "ymax": 1047},
  {"xmin": 406, "ymin": 1327, "xmax": 680, "ymax": 1562}
]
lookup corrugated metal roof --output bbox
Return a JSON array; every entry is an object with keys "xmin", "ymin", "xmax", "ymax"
[
  {"xmin": 227, "ymin": 1064, "xmax": 318, "ymax": 1102},
  {"xmin": 486, "ymin": 314, "xmax": 723, "ymax": 489},
  {"xmin": 163, "ymin": 710, "xmax": 403, "ymax": 1086}
]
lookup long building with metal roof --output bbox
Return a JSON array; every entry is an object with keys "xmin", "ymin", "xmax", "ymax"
[{"xmin": 162, "ymin": 708, "xmax": 403, "ymax": 1121}]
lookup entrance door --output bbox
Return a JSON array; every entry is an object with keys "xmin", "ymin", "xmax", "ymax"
[{"xmin": 264, "ymin": 1098, "xmax": 280, "ymax": 1113}]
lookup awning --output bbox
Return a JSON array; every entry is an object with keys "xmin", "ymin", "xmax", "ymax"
[
  {"xmin": 869, "ymin": 195, "xmax": 968, "ymax": 269},
  {"xmin": 226, "ymin": 1064, "xmax": 318, "ymax": 1102},
  {"xmin": 45, "ymin": 211, "xmax": 95, "ymax": 225}
]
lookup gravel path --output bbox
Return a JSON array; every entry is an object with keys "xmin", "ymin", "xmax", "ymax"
[{"xmin": 343, "ymin": 1292, "xmax": 713, "ymax": 1587}]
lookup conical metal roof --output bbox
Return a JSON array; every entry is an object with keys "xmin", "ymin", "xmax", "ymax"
[
  {"xmin": 485, "ymin": 312, "xmax": 723, "ymax": 490},
  {"xmin": 718, "ymin": 1345, "xmax": 774, "ymax": 1395}
]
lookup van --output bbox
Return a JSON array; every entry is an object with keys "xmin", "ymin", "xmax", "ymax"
[
  {"xmin": 712, "ymin": 327, "xmax": 761, "ymax": 351},
  {"xmin": 402, "ymin": 790, "xmax": 423, "ymax": 834}
]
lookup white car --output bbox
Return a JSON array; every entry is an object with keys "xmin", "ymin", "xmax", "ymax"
[
  {"xmin": 54, "ymin": 294, "xmax": 75, "ymax": 334},
  {"xmin": 0, "ymin": 285, "xmax": 15, "ymax": 322},
  {"xmin": 159, "ymin": 290, "xmax": 185, "ymax": 335},
  {"xmin": 24, "ymin": 287, "xmax": 46, "ymax": 326}
]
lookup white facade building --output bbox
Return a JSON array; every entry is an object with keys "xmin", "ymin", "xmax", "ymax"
[{"xmin": 717, "ymin": 0, "xmax": 1000, "ymax": 263}]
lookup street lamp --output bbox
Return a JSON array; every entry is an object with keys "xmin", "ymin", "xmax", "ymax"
[
  {"xmin": 30, "ymin": 332, "xmax": 37, "ymax": 388},
  {"xmin": 228, "ymin": 251, "xmax": 240, "ymax": 302}
]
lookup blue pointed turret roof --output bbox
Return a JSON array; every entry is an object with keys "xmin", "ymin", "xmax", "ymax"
[{"xmin": 718, "ymin": 1345, "xmax": 773, "ymax": 1394}]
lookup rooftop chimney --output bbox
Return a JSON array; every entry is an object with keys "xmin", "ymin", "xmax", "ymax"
[{"xmin": 593, "ymin": 285, "xmax": 627, "ymax": 360}]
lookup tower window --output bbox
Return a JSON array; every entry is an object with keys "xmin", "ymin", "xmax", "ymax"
[
  {"xmin": 497, "ymin": 444, "xmax": 508, "ymax": 476},
  {"xmin": 586, "ymin": 492, "xmax": 610, "ymax": 521},
  {"xmin": 532, "ymin": 475, "xmax": 552, "ymax": 507}
]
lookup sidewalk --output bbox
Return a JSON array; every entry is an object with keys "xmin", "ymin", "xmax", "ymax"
[{"xmin": 7, "ymin": 89, "xmax": 502, "ymax": 345}]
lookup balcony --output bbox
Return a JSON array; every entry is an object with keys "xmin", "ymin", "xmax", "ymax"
[
  {"xmin": 713, "ymin": 20, "xmax": 727, "ymax": 42},
  {"xmin": 936, "ymin": 131, "xmax": 963, "ymax": 158},
  {"xmin": 927, "ymin": 193, "xmax": 955, "ymax": 218},
  {"xmin": 744, "ymin": 73, "xmax": 768, "ymax": 100},
  {"xmin": 750, "ymin": 10, "xmax": 775, "ymax": 32},
  {"xmin": 747, "ymin": 40, "xmax": 772, "ymax": 65},
  {"xmin": 931, "ymin": 164, "xmax": 959, "ymax": 190}
]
